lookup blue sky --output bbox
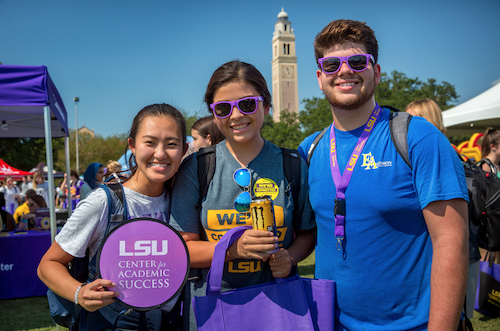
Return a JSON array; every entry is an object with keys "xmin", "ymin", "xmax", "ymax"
[{"xmin": 2, "ymin": 0, "xmax": 499, "ymax": 138}]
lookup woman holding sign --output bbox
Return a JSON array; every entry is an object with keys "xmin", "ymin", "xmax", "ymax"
[
  {"xmin": 38, "ymin": 104, "xmax": 188, "ymax": 330},
  {"xmin": 169, "ymin": 60, "xmax": 316, "ymax": 330}
]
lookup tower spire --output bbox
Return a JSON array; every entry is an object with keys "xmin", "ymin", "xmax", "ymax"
[{"xmin": 271, "ymin": 8, "xmax": 299, "ymax": 122}]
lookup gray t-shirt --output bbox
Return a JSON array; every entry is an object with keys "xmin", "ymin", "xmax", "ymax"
[
  {"xmin": 170, "ymin": 140, "xmax": 315, "ymax": 290},
  {"xmin": 56, "ymin": 186, "xmax": 170, "ymax": 261}
]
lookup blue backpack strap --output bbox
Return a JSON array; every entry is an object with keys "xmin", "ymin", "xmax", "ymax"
[
  {"xmin": 88, "ymin": 183, "xmax": 128, "ymax": 281},
  {"xmin": 104, "ymin": 182, "xmax": 129, "ymax": 220}
]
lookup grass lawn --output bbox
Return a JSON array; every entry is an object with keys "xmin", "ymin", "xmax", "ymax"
[
  {"xmin": 0, "ymin": 295, "xmax": 62, "ymax": 331},
  {"xmin": 1, "ymin": 252, "xmax": 498, "ymax": 330}
]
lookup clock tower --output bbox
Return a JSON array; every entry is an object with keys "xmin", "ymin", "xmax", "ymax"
[{"xmin": 271, "ymin": 7, "xmax": 299, "ymax": 122}]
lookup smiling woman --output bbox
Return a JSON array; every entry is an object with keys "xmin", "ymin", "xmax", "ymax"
[
  {"xmin": 37, "ymin": 103, "xmax": 188, "ymax": 330},
  {"xmin": 169, "ymin": 60, "xmax": 316, "ymax": 331},
  {"xmin": 126, "ymin": 112, "xmax": 186, "ymax": 197}
]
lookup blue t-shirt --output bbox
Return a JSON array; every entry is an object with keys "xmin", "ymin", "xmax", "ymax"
[{"xmin": 298, "ymin": 108, "xmax": 468, "ymax": 331}]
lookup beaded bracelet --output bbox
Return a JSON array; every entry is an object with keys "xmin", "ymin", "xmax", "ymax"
[{"xmin": 74, "ymin": 283, "xmax": 86, "ymax": 306}]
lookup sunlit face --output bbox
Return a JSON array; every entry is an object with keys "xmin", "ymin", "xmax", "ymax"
[
  {"xmin": 191, "ymin": 129, "xmax": 211, "ymax": 151},
  {"xmin": 35, "ymin": 175, "xmax": 44, "ymax": 184},
  {"xmin": 129, "ymin": 115, "xmax": 187, "ymax": 189},
  {"xmin": 28, "ymin": 198, "xmax": 40, "ymax": 213},
  {"xmin": 212, "ymin": 80, "xmax": 269, "ymax": 147},
  {"xmin": 317, "ymin": 42, "xmax": 380, "ymax": 111}
]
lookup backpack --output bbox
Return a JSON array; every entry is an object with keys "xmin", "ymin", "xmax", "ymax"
[
  {"xmin": 471, "ymin": 159, "xmax": 500, "ymax": 251},
  {"xmin": 306, "ymin": 109, "xmax": 412, "ymax": 167},
  {"xmin": 47, "ymin": 182, "xmax": 130, "ymax": 330},
  {"xmin": 479, "ymin": 158, "xmax": 499, "ymax": 177},
  {"xmin": 195, "ymin": 145, "xmax": 302, "ymax": 221}
]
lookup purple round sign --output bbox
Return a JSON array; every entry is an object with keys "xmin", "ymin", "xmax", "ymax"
[{"xmin": 97, "ymin": 218, "xmax": 189, "ymax": 310}]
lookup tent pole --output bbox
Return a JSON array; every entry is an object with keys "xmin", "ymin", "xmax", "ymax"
[
  {"xmin": 64, "ymin": 137, "xmax": 72, "ymax": 217},
  {"xmin": 44, "ymin": 106, "xmax": 57, "ymax": 243},
  {"xmin": 58, "ymin": 138, "xmax": 70, "ymax": 331}
]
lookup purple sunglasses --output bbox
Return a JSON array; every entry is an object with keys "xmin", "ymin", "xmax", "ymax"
[
  {"xmin": 318, "ymin": 54, "xmax": 375, "ymax": 75},
  {"xmin": 210, "ymin": 96, "xmax": 264, "ymax": 119}
]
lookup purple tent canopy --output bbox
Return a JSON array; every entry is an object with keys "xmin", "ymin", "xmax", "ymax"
[
  {"xmin": 0, "ymin": 65, "xmax": 70, "ymax": 241},
  {"xmin": 0, "ymin": 65, "xmax": 68, "ymax": 138}
]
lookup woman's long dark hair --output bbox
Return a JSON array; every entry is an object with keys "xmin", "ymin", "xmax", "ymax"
[
  {"xmin": 204, "ymin": 60, "xmax": 272, "ymax": 112},
  {"xmin": 191, "ymin": 115, "xmax": 225, "ymax": 145}
]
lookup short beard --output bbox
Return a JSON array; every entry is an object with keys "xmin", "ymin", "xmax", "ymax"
[{"xmin": 324, "ymin": 77, "xmax": 376, "ymax": 111}]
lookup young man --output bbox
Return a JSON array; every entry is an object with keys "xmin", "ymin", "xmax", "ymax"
[{"xmin": 298, "ymin": 20, "xmax": 469, "ymax": 331}]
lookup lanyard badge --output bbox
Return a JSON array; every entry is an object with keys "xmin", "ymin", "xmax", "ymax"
[{"xmin": 329, "ymin": 104, "xmax": 382, "ymax": 250}]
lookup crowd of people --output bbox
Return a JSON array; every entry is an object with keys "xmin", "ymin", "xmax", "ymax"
[
  {"xmin": 0, "ymin": 18, "xmax": 494, "ymax": 331},
  {"xmin": 0, "ymin": 159, "xmax": 125, "ymax": 231}
]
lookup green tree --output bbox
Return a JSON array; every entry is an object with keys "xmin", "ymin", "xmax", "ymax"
[
  {"xmin": 184, "ymin": 113, "xmax": 199, "ymax": 136},
  {"xmin": 0, "ymin": 137, "xmax": 64, "ymax": 171},
  {"xmin": 299, "ymin": 71, "xmax": 459, "ymax": 136},
  {"xmin": 261, "ymin": 109, "xmax": 305, "ymax": 150},
  {"xmin": 299, "ymin": 97, "xmax": 332, "ymax": 136},
  {"xmin": 374, "ymin": 71, "xmax": 459, "ymax": 110},
  {"xmin": 54, "ymin": 130, "xmax": 128, "ymax": 174}
]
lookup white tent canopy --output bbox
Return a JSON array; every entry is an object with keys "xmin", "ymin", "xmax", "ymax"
[{"xmin": 443, "ymin": 83, "xmax": 500, "ymax": 137}]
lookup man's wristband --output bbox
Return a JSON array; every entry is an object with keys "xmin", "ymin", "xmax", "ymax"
[{"xmin": 74, "ymin": 283, "xmax": 86, "ymax": 306}]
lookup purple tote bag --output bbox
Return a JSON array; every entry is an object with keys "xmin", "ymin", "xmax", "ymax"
[
  {"xmin": 474, "ymin": 253, "xmax": 500, "ymax": 317},
  {"xmin": 302, "ymin": 277, "xmax": 336, "ymax": 331},
  {"xmin": 193, "ymin": 226, "xmax": 336, "ymax": 331}
]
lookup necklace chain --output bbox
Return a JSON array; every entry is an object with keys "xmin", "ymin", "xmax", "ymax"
[{"xmin": 131, "ymin": 176, "xmax": 144, "ymax": 195}]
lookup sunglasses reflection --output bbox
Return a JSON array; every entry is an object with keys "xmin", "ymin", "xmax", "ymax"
[
  {"xmin": 319, "ymin": 54, "xmax": 373, "ymax": 74},
  {"xmin": 211, "ymin": 96, "xmax": 264, "ymax": 119}
]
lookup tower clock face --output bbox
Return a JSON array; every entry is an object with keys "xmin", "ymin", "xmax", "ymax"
[{"xmin": 282, "ymin": 66, "xmax": 294, "ymax": 78}]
